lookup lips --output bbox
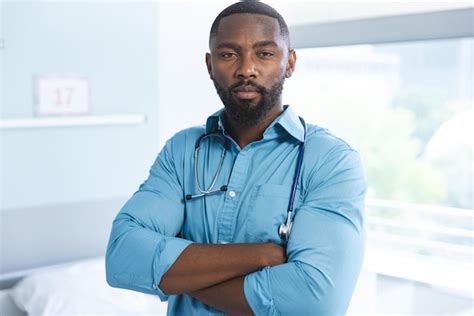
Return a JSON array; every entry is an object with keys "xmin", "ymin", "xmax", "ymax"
[{"xmin": 232, "ymin": 86, "xmax": 261, "ymax": 100}]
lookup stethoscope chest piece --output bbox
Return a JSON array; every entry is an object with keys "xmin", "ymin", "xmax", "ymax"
[{"xmin": 278, "ymin": 221, "xmax": 293, "ymax": 241}]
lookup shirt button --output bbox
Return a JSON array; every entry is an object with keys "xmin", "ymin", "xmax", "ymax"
[{"xmin": 228, "ymin": 190, "xmax": 236, "ymax": 198}]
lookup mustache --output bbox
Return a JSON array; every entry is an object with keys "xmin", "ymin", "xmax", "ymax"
[{"xmin": 228, "ymin": 80, "xmax": 266, "ymax": 93}]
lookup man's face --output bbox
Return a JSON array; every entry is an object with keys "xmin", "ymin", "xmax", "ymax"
[{"xmin": 206, "ymin": 13, "xmax": 296, "ymax": 127}]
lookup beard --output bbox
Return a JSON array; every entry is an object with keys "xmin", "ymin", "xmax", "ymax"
[{"xmin": 212, "ymin": 75, "xmax": 285, "ymax": 128}]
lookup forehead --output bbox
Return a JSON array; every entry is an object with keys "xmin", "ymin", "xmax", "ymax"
[{"xmin": 212, "ymin": 13, "xmax": 283, "ymax": 48}]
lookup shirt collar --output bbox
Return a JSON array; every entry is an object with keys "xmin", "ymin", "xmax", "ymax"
[
  {"xmin": 205, "ymin": 108, "xmax": 225, "ymax": 134},
  {"xmin": 205, "ymin": 105, "xmax": 305, "ymax": 143},
  {"xmin": 270, "ymin": 105, "xmax": 305, "ymax": 143}
]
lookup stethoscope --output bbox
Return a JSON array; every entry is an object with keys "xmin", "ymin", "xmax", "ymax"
[{"xmin": 185, "ymin": 117, "xmax": 306, "ymax": 241}]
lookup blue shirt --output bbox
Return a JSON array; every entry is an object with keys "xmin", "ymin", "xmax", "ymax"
[{"xmin": 106, "ymin": 106, "xmax": 367, "ymax": 315}]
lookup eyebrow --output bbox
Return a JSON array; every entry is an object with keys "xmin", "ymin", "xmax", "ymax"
[
  {"xmin": 215, "ymin": 42, "xmax": 240, "ymax": 51},
  {"xmin": 215, "ymin": 40, "xmax": 279, "ymax": 51},
  {"xmin": 252, "ymin": 40, "xmax": 278, "ymax": 48}
]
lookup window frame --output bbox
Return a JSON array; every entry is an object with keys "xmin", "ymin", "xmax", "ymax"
[{"xmin": 289, "ymin": 8, "xmax": 474, "ymax": 49}]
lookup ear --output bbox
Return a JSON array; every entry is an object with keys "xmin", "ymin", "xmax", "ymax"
[
  {"xmin": 205, "ymin": 53, "xmax": 213, "ymax": 79},
  {"xmin": 285, "ymin": 49, "xmax": 297, "ymax": 78}
]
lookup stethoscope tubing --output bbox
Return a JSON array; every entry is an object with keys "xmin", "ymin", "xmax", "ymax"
[
  {"xmin": 194, "ymin": 138, "xmax": 227, "ymax": 194},
  {"xmin": 186, "ymin": 117, "xmax": 307, "ymax": 241},
  {"xmin": 186, "ymin": 133, "xmax": 229, "ymax": 200},
  {"xmin": 279, "ymin": 117, "xmax": 306, "ymax": 240}
]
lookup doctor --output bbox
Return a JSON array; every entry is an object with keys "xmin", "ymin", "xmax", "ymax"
[{"xmin": 106, "ymin": 1, "xmax": 367, "ymax": 315}]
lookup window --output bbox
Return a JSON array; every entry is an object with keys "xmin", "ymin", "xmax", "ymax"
[{"xmin": 284, "ymin": 25, "xmax": 473, "ymax": 316}]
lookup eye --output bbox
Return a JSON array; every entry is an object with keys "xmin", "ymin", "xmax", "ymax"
[
  {"xmin": 220, "ymin": 52, "xmax": 238, "ymax": 59},
  {"xmin": 258, "ymin": 51, "xmax": 275, "ymax": 58}
]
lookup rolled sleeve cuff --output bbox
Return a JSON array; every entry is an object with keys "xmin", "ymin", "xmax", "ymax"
[
  {"xmin": 152, "ymin": 237, "xmax": 194, "ymax": 300},
  {"xmin": 244, "ymin": 267, "xmax": 277, "ymax": 316}
]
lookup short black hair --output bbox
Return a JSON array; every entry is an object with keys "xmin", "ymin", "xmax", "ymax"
[{"xmin": 209, "ymin": 1, "xmax": 290, "ymax": 49}]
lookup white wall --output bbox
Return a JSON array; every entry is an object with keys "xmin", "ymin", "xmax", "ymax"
[
  {"xmin": 1, "ymin": 1, "xmax": 160, "ymax": 209},
  {"xmin": 156, "ymin": 1, "xmax": 233, "ymax": 147}
]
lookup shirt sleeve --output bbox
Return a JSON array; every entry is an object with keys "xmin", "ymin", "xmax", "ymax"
[
  {"xmin": 244, "ymin": 148, "xmax": 367, "ymax": 315},
  {"xmin": 105, "ymin": 135, "xmax": 193, "ymax": 301}
]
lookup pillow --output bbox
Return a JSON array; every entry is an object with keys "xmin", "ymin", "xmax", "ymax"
[{"xmin": 10, "ymin": 257, "xmax": 168, "ymax": 315}]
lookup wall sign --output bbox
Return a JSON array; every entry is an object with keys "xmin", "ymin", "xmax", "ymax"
[{"xmin": 35, "ymin": 76, "xmax": 90, "ymax": 116}]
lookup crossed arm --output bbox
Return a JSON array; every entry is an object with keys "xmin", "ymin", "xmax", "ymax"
[
  {"xmin": 158, "ymin": 243, "xmax": 287, "ymax": 315},
  {"xmin": 106, "ymin": 140, "xmax": 367, "ymax": 315},
  {"xmin": 107, "ymin": 206, "xmax": 365, "ymax": 315}
]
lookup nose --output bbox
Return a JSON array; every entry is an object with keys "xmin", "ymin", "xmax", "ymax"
[{"xmin": 236, "ymin": 54, "xmax": 257, "ymax": 80}]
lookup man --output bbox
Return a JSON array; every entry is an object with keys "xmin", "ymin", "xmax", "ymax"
[{"xmin": 106, "ymin": 2, "xmax": 366, "ymax": 315}]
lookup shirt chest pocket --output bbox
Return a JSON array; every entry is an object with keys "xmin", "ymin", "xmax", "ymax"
[{"xmin": 245, "ymin": 184, "xmax": 300, "ymax": 244}]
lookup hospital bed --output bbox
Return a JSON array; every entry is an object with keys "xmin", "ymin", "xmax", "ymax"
[{"xmin": 0, "ymin": 197, "xmax": 168, "ymax": 315}]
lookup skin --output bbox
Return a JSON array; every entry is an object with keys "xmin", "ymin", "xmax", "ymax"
[
  {"xmin": 206, "ymin": 13, "xmax": 296, "ymax": 148},
  {"xmin": 159, "ymin": 13, "xmax": 297, "ymax": 315}
]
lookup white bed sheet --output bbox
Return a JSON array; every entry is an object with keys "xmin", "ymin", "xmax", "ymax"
[{"xmin": 3, "ymin": 257, "xmax": 167, "ymax": 316}]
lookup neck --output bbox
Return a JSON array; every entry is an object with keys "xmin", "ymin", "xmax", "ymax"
[{"xmin": 223, "ymin": 104, "xmax": 284, "ymax": 149}]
